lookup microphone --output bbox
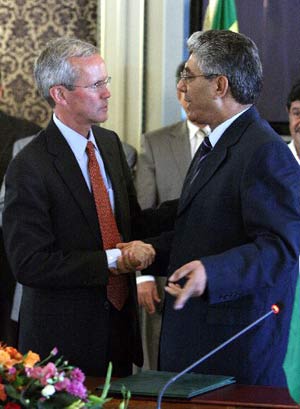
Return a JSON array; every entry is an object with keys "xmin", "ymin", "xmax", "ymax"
[{"xmin": 156, "ymin": 303, "xmax": 282, "ymax": 409}]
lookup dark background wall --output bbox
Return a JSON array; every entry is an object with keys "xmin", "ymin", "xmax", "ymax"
[{"xmin": 191, "ymin": 0, "xmax": 300, "ymax": 135}]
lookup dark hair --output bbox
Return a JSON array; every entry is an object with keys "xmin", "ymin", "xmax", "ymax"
[
  {"xmin": 287, "ymin": 81, "xmax": 300, "ymax": 110},
  {"xmin": 187, "ymin": 30, "xmax": 263, "ymax": 104}
]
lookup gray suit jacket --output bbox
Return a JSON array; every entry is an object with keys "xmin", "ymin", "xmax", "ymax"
[{"xmin": 135, "ymin": 120, "xmax": 191, "ymax": 209}]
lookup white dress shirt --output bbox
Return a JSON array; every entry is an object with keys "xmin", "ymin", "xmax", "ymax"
[
  {"xmin": 53, "ymin": 114, "xmax": 121, "ymax": 266},
  {"xmin": 288, "ymin": 140, "xmax": 300, "ymax": 165}
]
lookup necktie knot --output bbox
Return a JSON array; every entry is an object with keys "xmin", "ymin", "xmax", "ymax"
[
  {"xmin": 191, "ymin": 129, "xmax": 207, "ymax": 157},
  {"xmin": 86, "ymin": 140, "xmax": 94, "ymax": 155},
  {"xmin": 200, "ymin": 136, "xmax": 212, "ymax": 157}
]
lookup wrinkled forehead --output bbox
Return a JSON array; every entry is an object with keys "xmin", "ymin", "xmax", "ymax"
[
  {"xmin": 70, "ymin": 54, "xmax": 108, "ymax": 77},
  {"xmin": 185, "ymin": 53, "xmax": 202, "ymax": 73}
]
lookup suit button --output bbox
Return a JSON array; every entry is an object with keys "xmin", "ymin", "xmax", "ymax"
[{"xmin": 103, "ymin": 301, "xmax": 110, "ymax": 310}]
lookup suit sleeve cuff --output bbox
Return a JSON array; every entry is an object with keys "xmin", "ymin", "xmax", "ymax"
[{"xmin": 136, "ymin": 275, "xmax": 155, "ymax": 284}]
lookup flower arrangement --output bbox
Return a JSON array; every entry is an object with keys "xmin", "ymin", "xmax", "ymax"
[{"xmin": 0, "ymin": 344, "xmax": 130, "ymax": 409}]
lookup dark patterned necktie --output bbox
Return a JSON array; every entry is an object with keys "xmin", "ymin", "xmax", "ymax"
[
  {"xmin": 86, "ymin": 141, "xmax": 128, "ymax": 310},
  {"xmin": 181, "ymin": 136, "xmax": 213, "ymax": 201}
]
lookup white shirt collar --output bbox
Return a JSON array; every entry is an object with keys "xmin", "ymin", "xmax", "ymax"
[
  {"xmin": 53, "ymin": 113, "xmax": 98, "ymax": 161},
  {"xmin": 187, "ymin": 120, "xmax": 211, "ymax": 141},
  {"xmin": 288, "ymin": 140, "xmax": 300, "ymax": 165}
]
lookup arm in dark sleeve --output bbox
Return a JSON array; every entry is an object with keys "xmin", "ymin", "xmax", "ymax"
[{"xmin": 3, "ymin": 155, "xmax": 110, "ymax": 290}]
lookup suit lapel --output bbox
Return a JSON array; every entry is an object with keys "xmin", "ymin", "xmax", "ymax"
[
  {"xmin": 168, "ymin": 121, "xmax": 192, "ymax": 180},
  {"xmin": 178, "ymin": 107, "xmax": 257, "ymax": 215},
  {"xmin": 45, "ymin": 120, "xmax": 101, "ymax": 243}
]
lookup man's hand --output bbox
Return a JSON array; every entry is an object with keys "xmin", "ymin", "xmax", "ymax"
[
  {"xmin": 137, "ymin": 281, "xmax": 161, "ymax": 314},
  {"xmin": 117, "ymin": 241, "xmax": 155, "ymax": 270},
  {"xmin": 165, "ymin": 260, "xmax": 207, "ymax": 310},
  {"xmin": 115, "ymin": 255, "xmax": 140, "ymax": 274}
]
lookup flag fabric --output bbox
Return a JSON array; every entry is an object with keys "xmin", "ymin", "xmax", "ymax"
[
  {"xmin": 203, "ymin": 0, "xmax": 239, "ymax": 32},
  {"xmin": 283, "ymin": 277, "xmax": 300, "ymax": 403}
]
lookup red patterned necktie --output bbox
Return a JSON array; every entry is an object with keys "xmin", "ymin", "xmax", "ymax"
[{"xmin": 86, "ymin": 141, "xmax": 128, "ymax": 310}]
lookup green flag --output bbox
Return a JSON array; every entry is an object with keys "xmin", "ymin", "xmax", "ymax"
[
  {"xmin": 283, "ymin": 277, "xmax": 300, "ymax": 403},
  {"xmin": 203, "ymin": 0, "xmax": 239, "ymax": 32}
]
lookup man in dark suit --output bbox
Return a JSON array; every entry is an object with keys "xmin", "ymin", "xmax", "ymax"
[
  {"xmin": 0, "ymin": 135, "xmax": 138, "ymax": 327},
  {"xmin": 120, "ymin": 30, "xmax": 300, "ymax": 386},
  {"xmin": 0, "ymin": 73, "xmax": 41, "ymax": 345},
  {"xmin": 135, "ymin": 61, "xmax": 210, "ymax": 370},
  {"xmin": 2, "ymin": 38, "xmax": 157, "ymax": 376}
]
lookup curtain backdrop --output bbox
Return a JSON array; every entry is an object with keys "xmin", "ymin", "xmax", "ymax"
[{"xmin": 0, "ymin": 0, "xmax": 97, "ymax": 127}]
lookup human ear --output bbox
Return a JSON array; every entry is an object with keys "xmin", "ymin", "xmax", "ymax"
[
  {"xmin": 49, "ymin": 85, "xmax": 67, "ymax": 105},
  {"xmin": 215, "ymin": 75, "xmax": 229, "ymax": 97}
]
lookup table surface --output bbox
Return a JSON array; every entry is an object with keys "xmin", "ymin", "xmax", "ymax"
[{"xmin": 86, "ymin": 377, "xmax": 299, "ymax": 409}]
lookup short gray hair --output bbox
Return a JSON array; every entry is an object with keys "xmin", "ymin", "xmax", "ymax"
[
  {"xmin": 34, "ymin": 37, "xmax": 98, "ymax": 107},
  {"xmin": 187, "ymin": 30, "xmax": 263, "ymax": 104}
]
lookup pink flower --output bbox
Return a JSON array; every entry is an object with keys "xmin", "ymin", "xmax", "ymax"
[
  {"xmin": 26, "ymin": 366, "xmax": 43, "ymax": 379},
  {"xmin": 40, "ymin": 362, "xmax": 58, "ymax": 385},
  {"xmin": 55, "ymin": 377, "xmax": 71, "ymax": 391},
  {"xmin": 26, "ymin": 362, "xmax": 58, "ymax": 386}
]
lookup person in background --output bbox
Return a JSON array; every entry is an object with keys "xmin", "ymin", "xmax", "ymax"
[
  {"xmin": 2, "ymin": 37, "xmax": 157, "ymax": 376},
  {"xmin": 120, "ymin": 30, "xmax": 300, "ymax": 386},
  {"xmin": 286, "ymin": 81, "xmax": 300, "ymax": 164},
  {"xmin": 0, "ymin": 71, "xmax": 41, "ymax": 346},
  {"xmin": 135, "ymin": 61, "xmax": 210, "ymax": 370}
]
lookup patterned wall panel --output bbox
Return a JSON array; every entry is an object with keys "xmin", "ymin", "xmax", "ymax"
[{"xmin": 0, "ymin": 0, "xmax": 97, "ymax": 127}]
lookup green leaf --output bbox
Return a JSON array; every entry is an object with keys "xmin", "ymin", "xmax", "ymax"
[
  {"xmin": 120, "ymin": 385, "xmax": 131, "ymax": 409},
  {"xmin": 5, "ymin": 383, "xmax": 22, "ymax": 400},
  {"xmin": 99, "ymin": 362, "xmax": 112, "ymax": 400}
]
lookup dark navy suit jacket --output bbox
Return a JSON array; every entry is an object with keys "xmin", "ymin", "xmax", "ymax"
[
  {"xmin": 3, "ymin": 120, "xmax": 144, "ymax": 375},
  {"xmin": 149, "ymin": 107, "xmax": 300, "ymax": 386}
]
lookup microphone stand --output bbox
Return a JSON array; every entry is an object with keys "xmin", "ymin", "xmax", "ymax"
[{"xmin": 156, "ymin": 304, "xmax": 280, "ymax": 409}]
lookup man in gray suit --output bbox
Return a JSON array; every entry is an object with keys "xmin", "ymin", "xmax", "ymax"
[{"xmin": 135, "ymin": 62, "xmax": 209, "ymax": 369}]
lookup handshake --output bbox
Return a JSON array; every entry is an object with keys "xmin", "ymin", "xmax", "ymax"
[{"xmin": 110, "ymin": 240, "xmax": 155, "ymax": 274}]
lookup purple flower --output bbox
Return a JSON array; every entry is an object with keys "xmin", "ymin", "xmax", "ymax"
[
  {"xmin": 8, "ymin": 367, "xmax": 17, "ymax": 375},
  {"xmin": 66, "ymin": 380, "xmax": 87, "ymax": 399},
  {"xmin": 70, "ymin": 368, "xmax": 85, "ymax": 383}
]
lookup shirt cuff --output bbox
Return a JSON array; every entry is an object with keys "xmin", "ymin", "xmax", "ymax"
[
  {"xmin": 106, "ymin": 248, "xmax": 122, "ymax": 268},
  {"xmin": 136, "ymin": 275, "xmax": 155, "ymax": 284}
]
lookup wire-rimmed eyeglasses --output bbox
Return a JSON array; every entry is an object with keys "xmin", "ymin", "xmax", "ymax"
[
  {"xmin": 179, "ymin": 70, "xmax": 220, "ymax": 84},
  {"xmin": 64, "ymin": 76, "xmax": 112, "ymax": 91}
]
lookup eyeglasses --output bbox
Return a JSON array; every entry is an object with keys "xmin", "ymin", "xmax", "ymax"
[
  {"xmin": 179, "ymin": 70, "xmax": 219, "ymax": 83},
  {"xmin": 64, "ymin": 76, "xmax": 112, "ymax": 91}
]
